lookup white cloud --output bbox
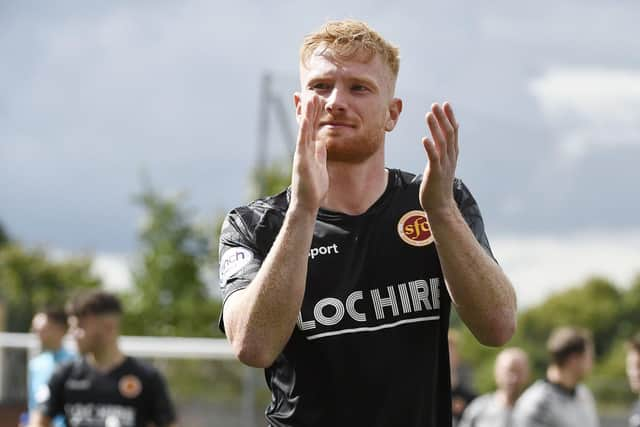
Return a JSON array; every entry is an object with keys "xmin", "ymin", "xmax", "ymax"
[
  {"xmin": 493, "ymin": 230, "xmax": 640, "ymax": 308},
  {"xmin": 90, "ymin": 253, "xmax": 134, "ymax": 292},
  {"xmin": 530, "ymin": 67, "xmax": 640, "ymax": 122},
  {"xmin": 529, "ymin": 67, "xmax": 640, "ymax": 160}
]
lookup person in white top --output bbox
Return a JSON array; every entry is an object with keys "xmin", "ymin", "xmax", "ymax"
[
  {"xmin": 459, "ymin": 347, "xmax": 529, "ymax": 427},
  {"xmin": 513, "ymin": 326, "xmax": 599, "ymax": 427}
]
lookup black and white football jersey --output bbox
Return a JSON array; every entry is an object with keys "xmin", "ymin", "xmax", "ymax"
[{"xmin": 219, "ymin": 169, "xmax": 495, "ymax": 427}]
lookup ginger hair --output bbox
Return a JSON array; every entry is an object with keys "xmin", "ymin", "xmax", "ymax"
[{"xmin": 300, "ymin": 19, "xmax": 400, "ymax": 79}]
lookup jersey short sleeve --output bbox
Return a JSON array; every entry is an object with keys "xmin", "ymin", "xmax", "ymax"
[
  {"xmin": 36, "ymin": 362, "xmax": 71, "ymax": 420},
  {"xmin": 218, "ymin": 208, "xmax": 265, "ymax": 303},
  {"xmin": 148, "ymin": 369, "xmax": 177, "ymax": 426},
  {"xmin": 453, "ymin": 178, "xmax": 496, "ymax": 261}
]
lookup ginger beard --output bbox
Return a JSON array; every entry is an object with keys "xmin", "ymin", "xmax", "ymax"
[{"xmin": 316, "ymin": 110, "xmax": 387, "ymax": 164}]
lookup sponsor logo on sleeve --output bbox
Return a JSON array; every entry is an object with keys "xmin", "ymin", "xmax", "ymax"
[
  {"xmin": 219, "ymin": 247, "xmax": 253, "ymax": 282},
  {"xmin": 118, "ymin": 375, "xmax": 142, "ymax": 399},
  {"xmin": 397, "ymin": 210, "xmax": 434, "ymax": 246}
]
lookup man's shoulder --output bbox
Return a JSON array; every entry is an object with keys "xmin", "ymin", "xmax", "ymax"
[
  {"xmin": 233, "ymin": 188, "xmax": 289, "ymax": 214},
  {"xmin": 392, "ymin": 169, "xmax": 469, "ymax": 195},
  {"xmin": 122, "ymin": 356, "xmax": 164, "ymax": 380},
  {"xmin": 464, "ymin": 393, "xmax": 495, "ymax": 416},
  {"xmin": 517, "ymin": 380, "xmax": 555, "ymax": 408},
  {"xmin": 59, "ymin": 348, "xmax": 76, "ymax": 360},
  {"xmin": 29, "ymin": 352, "xmax": 54, "ymax": 369},
  {"xmin": 467, "ymin": 392, "xmax": 495, "ymax": 408},
  {"xmin": 223, "ymin": 189, "xmax": 289, "ymax": 232},
  {"xmin": 43, "ymin": 357, "xmax": 81, "ymax": 385}
]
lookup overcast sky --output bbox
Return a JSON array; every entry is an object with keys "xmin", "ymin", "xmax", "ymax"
[{"xmin": 1, "ymin": 0, "xmax": 639, "ymax": 307}]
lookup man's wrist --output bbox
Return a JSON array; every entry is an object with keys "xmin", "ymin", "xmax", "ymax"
[
  {"xmin": 286, "ymin": 202, "xmax": 319, "ymax": 224},
  {"xmin": 424, "ymin": 200, "xmax": 460, "ymax": 227}
]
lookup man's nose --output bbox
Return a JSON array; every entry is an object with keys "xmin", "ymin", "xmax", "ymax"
[{"xmin": 325, "ymin": 87, "xmax": 346, "ymax": 113}]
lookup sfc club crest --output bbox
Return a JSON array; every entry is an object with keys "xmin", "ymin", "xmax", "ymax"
[
  {"xmin": 118, "ymin": 375, "xmax": 142, "ymax": 399},
  {"xmin": 397, "ymin": 210, "xmax": 434, "ymax": 247}
]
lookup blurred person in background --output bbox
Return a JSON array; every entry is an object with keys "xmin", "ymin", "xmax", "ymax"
[
  {"xmin": 449, "ymin": 330, "xmax": 478, "ymax": 426},
  {"xmin": 25, "ymin": 308, "xmax": 76, "ymax": 427},
  {"xmin": 459, "ymin": 347, "xmax": 529, "ymax": 427},
  {"xmin": 626, "ymin": 332, "xmax": 640, "ymax": 427},
  {"xmin": 28, "ymin": 290, "xmax": 178, "ymax": 427},
  {"xmin": 513, "ymin": 326, "xmax": 598, "ymax": 427}
]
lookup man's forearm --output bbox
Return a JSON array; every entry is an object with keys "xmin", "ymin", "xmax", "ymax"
[
  {"xmin": 224, "ymin": 206, "xmax": 317, "ymax": 367},
  {"xmin": 428, "ymin": 204, "xmax": 516, "ymax": 346}
]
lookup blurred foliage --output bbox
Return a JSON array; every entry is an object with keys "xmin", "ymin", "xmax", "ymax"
[
  {"xmin": 251, "ymin": 159, "xmax": 292, "ymax": 200},
  {"xmin": 454, "ymin": 274, "xmax": 640, "ymax": 410},
  {"xmin": 121, "ymin": 184, "xmax": 222, "ymax": 338},
  {"xmin": 0, "ymin": 222, "xmax": 9, "ymax": 246},
  {"xmin": 0, "ymin": 241, "xmax": 99, "ymax": 332}
]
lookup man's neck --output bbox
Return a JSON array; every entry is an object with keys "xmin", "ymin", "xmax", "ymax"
[
  {"xmin": 547, "ymin": 365, "xmax": 579, "ymax": 390},
  {"xmin": 42, "ymin": 341, "xmax": 64, "ymax": 353},
  {"xmin": 322, "ymin": 155, "xmax": 388, "ymax": 215},
  {"xmin": 88, "ymin": 344, "xmax": 125, "ymax": 372},
  {"xmin": 494, "ymin": 389, "xmax": 518, "ymax": 407}
]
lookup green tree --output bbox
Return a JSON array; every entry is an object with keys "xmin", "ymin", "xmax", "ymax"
[
  {"xmin": 620, "ymin": 274, "xmax": 640, "ymax": 338},
  {"xmin": 0, "ymin": 222, "xmax": 9, "ymax": 246},
  {"xmin": 0, "ymin": 243, "xmax": 99, "ymax": 332},
  {"xmin": 456, "ymin": 275, "xmax": 634, "ymax": 401},
  {"xmin": 251, "ymin": 159, "xmax": 292, "ymax": 199},
  {"xmin": 515, "ymin": 277, "xmax": 622, "ymax": 358},
  {"xmin": 122, "ymin": 185, "xmax": 222, "ymax": 338}
]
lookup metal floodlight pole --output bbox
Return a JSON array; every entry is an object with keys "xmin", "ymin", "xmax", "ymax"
[{"xmin": 255, "ymin": 72, "xmax": 272, "ymax": 197}]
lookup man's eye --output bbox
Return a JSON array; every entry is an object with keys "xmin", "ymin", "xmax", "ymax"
[
  {"xmin": 311, "ymin": 83, "xmax": 330, "ymax": 90},
  {"xmin": 352, "ymin": 85, "xmax": 368, "ymax": 92}
]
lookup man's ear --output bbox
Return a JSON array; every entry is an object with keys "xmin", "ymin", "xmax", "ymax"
[
  {"xmin": 294, "ymin": 92, "xmax": 302, "ymax": 124},
  {"xmin": 385, "ymin": 98, "xmax": 403, "ymax": 132}
]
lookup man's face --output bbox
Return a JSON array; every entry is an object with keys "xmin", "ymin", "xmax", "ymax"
[
  {"xmin": 495, "ymin": 353, "xmax": 529, "ymax": 396},
  {"xmin": 295, "ymin": 49, "xmax": 401, "ymax": 163},
  {"xmin": 68, "ymin": 314, "xmax": 102, "ymax": 354},
  {"xmin": 32, "ymin": 313, "xmax": 65, "ymax": 350},
  {"xmin": 574, "ymin": 345, "xmax": 594, "ymax": 380},
  {"xmin": 627, "ymin": 348, "xmax": 640, "ymax": 393}
]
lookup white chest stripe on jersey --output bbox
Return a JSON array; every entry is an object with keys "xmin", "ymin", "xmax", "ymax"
[
  {"xmin": 305, "ymin": 316, "xmax": 440, "ymax": 340},
  {"xmin": 297, "ymin": 277, "xmax": 441, "ymax": 340}
]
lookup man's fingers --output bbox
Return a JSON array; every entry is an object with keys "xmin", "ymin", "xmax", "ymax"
[
  {"xmin": 443, "ymin": 102, "xmax": 459, "ymax": 159},
  {"xmin": 443, "ymin": 102, "xmax": 458, "ymax": 129},
  {"xmin": 315, "ymin": 139, "xmax": 327, "ymax": 169},
  {"xmin": 432, "ymin": 103, "xmax": 455, "ymax": 143},
  {"xmin": 426, "ymin": 111, "xmax": 445, "ymax": 156},
  {"xmin": 311, "ymin": 96, "xmax": 322, "ymax": 145},
  {"xmin": 422, "ymin": 136, "xmax": 439, "ymax": 168},
  {"xmin": 297, "ymin": 96, "xmax": 319, "ymax": 154}
]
